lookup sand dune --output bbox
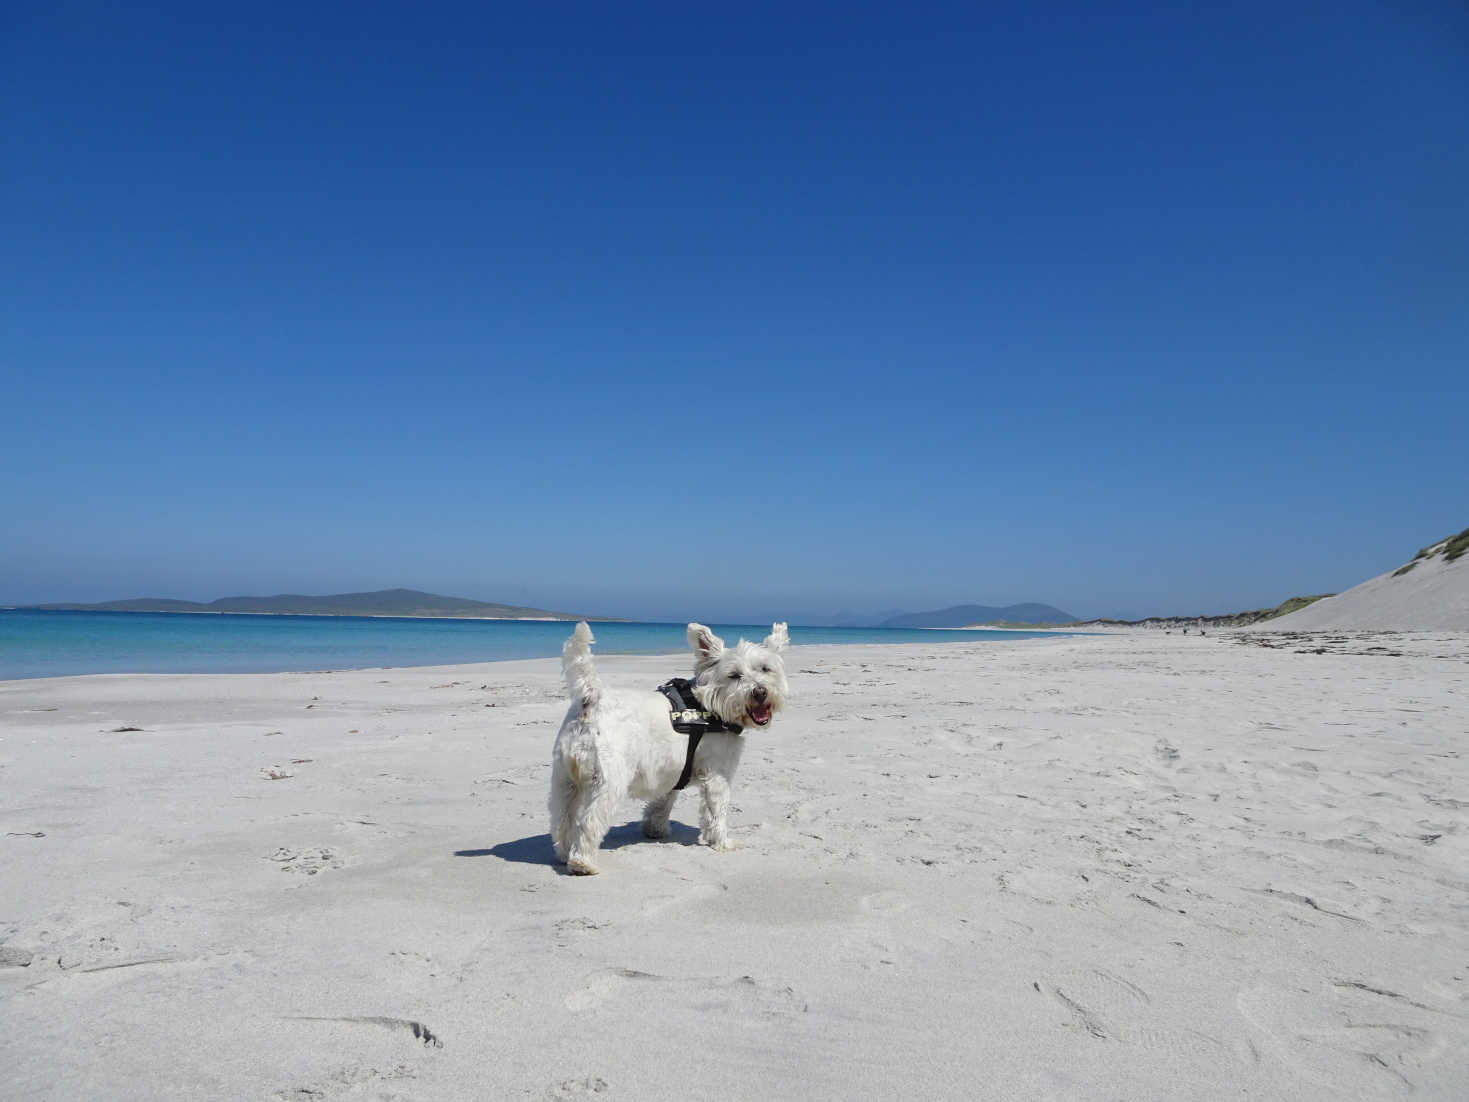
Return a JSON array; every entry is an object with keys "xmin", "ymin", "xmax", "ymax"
[
  {"xmin": 1269, "ymin": 533, "xmax": 1469, "ymax": 631},
  {"xmin": 2, "ymin": 633, "xmax": 1467, "ymax": 1099}
]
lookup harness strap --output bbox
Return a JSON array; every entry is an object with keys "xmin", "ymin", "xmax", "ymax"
[
  {"xmin": 674, "ymin": 729, "xmax": 704, "ymax": 791},
  {"xmin": 657, "ymin": 677, "xmax": 741, "ymax": 791}
]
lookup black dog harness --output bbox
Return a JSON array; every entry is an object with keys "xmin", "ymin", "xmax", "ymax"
[{"xmin": 657, "ymin": 678, "xmax": 743, "ymax": 790}]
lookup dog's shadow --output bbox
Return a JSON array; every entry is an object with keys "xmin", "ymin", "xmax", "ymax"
[{"xmin": 457, "ymin": 820, "xmax": 701, "ymax": 868}]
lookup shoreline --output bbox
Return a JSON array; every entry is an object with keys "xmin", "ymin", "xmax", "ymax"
[
  {"xmin": 0, "ymin": 632, "xmax": 1075, "ymax": 687},
  {"xmin": 0, "ymin": 614, "xmax": 1071, "ymax": 682}
]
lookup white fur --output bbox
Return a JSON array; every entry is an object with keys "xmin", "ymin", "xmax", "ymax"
[{"xmin": 548, "ymin": 621, "xmax": 789, "ymax": 875}]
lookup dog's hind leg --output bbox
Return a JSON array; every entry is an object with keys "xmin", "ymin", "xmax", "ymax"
[
  {"xmin": 567, "ymin": 779, "xmax": 618, "ymax": 875},
  {"xmin": 642, "ymin": 791, "xmax": 677, "ymax": 839},
  {"xmin": 548, "ymin": 756, "xmax": 577, "ymax": 864}
]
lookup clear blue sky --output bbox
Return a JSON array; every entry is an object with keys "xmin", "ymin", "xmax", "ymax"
[{"xmin": 4, "ymin": 1, "xmax": 1466, "ymax": 622}]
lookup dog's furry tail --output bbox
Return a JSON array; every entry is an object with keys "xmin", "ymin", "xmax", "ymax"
[{"xmin": 561, "ymin": 621, "xmax": 602, "ymax": 711}]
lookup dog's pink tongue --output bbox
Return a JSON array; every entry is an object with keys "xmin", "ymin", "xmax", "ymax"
[{"xmin": 749, "ymin": 704, "xmax": 771, "ymax": 725}]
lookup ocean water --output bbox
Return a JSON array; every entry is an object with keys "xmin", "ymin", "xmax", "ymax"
[{"xmin": 0, "ymin": 609, "xmax": 1061, "ymax": 680}]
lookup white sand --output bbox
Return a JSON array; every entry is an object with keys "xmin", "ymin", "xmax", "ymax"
[
  {"xmin": 3, "ymin": 633, "xmax": 1468, "ymax": 1100},
  {"xmin": 1269, "ymin": 545, "xmax": 1469, "ymax": 632}
]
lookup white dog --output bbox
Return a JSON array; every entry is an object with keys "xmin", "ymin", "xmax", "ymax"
[{"xmin": 548, "ymin": 621, "xmax": 789, "ymax": 875}]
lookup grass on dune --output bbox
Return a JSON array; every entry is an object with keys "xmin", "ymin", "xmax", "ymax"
[{"xmin": 1396, "ymin": 525, "xmax": 1469, "ymax": 575}]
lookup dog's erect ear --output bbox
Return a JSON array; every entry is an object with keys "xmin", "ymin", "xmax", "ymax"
[
  {"xmin": 763, "ymin": 623, "xmax": 789, "ymax": 652},
  {"xmin": 687, "ymin": 623, "xmax": 726, "ymax": 666}
]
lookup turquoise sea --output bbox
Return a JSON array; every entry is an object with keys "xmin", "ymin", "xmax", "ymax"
[{"xmin": 0, "ymin": 609, "xmax": 1059, "ymax": 680}]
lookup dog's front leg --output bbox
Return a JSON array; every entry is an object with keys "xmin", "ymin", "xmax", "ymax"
[
  {"xmin": 697, "ymin": 772, "xmax": 738, "ymax": 851},
  {"xmin": 642, "ymin": 792, "xmax": 677, "ymax": 839}
]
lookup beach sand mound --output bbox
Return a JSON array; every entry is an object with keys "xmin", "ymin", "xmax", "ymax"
[{"xmin": 1266, "ymin": 529, "xmax": 1469, "ymax": 631}]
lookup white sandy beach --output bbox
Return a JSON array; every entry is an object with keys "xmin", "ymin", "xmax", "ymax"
[{"xmin": 3, "ymin": 632, "xmax": 1467, "ymax": 1100}]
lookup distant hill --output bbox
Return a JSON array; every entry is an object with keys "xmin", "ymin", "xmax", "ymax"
[
  {"xmin": 31, "ymin": 588, "xmax": 593, "ymax": 620},
  {"xmin": 1264, "ymin": 526, "xmax": 1469, "ymax": 631},
  {"xmin": 880, "ymin": 602, "xmax": 1077, "ymax": 628}
]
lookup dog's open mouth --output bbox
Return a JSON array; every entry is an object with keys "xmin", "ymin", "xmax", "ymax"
[{"xmin": 746, "ymin": 703, "xmax": 772, "ymax": 727}]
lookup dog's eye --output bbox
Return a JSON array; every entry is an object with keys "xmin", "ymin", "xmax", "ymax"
[
  {"xmin": 760, "ymin": 665, "xmax": 770, "ymax": 673},
  {"xmin": 728, "ymin": 671, "xmax": 742, "ymax": 681}
]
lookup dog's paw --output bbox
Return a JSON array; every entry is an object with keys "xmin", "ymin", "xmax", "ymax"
[
  {"xmin": 567, "ymin": 856, "xmax": 600, "ymax": 875},
  {"xmin": 641, "ymin": 821, "xmax": 670, "ymax": 840},
  {"xmin": 703, "ymin": 836, "xmax": 740, "ymax": 852}
]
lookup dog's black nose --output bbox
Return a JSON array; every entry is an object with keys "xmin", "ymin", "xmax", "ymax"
[{"xmin": 752, "ymin": 686, "xmax": 768, "ymax": 703}]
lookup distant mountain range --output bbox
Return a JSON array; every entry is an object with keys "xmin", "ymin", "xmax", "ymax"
[
  {"xmin": 24, "ymin": 589, "xmax": 1088, "ymax": 628},
  {"xmin": 880, "ymin": 602, "xmax": 1077, "ymax": 628},
  {"xmin": 29, "ymin": 588, "xmax": 593, "ymax": 621}
]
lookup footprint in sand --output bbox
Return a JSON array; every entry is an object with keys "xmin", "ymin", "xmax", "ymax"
[
  {"xmin": 1237, "ymin": 983, "xmax": 1437, "ymax": 1095},
  {"xmin": 997, "ymin": 866, "xmax": 1092, "ymax": 906},
  {"xmin": 564, "ymin": 967, "xmax": 662, "ymax": 1011},
  {"xmin": 554, "ymin": 916, "xmax": 610, "ymax": 938},
  {"xmin": 1038, "ymin": 968, "xmax": 1248, "ymax": 1067},
  {"xmin": 9, "ymin": 900, "xmax": 211, "ymax": 978},
  {"xmin": 268, "ymin": 847, "xmax": 347, "ymax": 876},
  {"xmin": 786, "ymin": 794, "xmax": 842, "ymax": 826},
  {"xmin": 389, "ymin": 949, "xmax": 440, "ymax": 977},
  {"xmin": 547, "ymin": 1076, "xmax": 609, "ymax": 1099},
  {"xmin": 564, "ymin": 967, "xmax": 806, "ymax": 1015},
  {"xmin": 1114, "ymin": 1024, "xmax": 1242, "ymax": 1064},
  {"xmin": 1040, "ymin": 967, "xmax": 1150, "ymax": 1038},
  {"xmin": 271, "ymin": 1061, "xmax": 418, "ymax": 1101},
  {"xmin": 639, "ymin": 881, "xmax": 726, "ymax": 916}
]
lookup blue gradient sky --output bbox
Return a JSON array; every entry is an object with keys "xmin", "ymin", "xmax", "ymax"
[{"xmin": 5, "ymin": 1, "xmax": 1466, "ymax": 622}]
